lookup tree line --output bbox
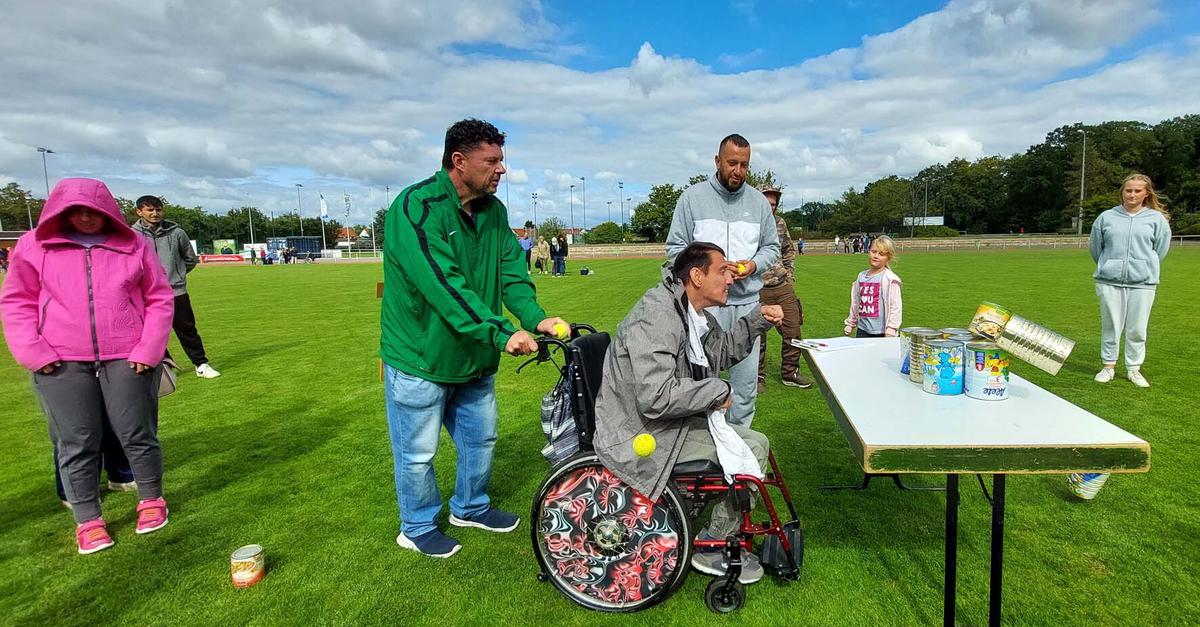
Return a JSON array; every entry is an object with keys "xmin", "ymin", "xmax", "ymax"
[
  {"xmin": 626, "ymin": 116, "xmax": 1200, "ymax": 241},
  {"xmin": 0, "ymin": 183, "xmax": 379, "ymax": 252}
]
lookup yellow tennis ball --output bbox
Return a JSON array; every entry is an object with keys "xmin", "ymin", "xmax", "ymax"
[
  {"xmin": 632, "ymin": 433, "xmax": 656, "ymax": 457},
  {"xmin": 736, "ymin": 263, "xmax": 747, "ymax": 274},
  {"xmin": 554, "ymin": 323, "xmax": 569, "ymax": 340}
]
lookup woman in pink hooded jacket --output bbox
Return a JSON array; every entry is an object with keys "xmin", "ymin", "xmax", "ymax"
[{"xmin": 1, "ymin": 178, "xmax": 175, "ymax": 554}]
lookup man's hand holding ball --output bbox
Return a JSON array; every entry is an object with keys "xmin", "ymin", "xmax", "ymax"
[
  {"xmin": 732, "ymin": 260, "xmax": 755, "ymax": 280},
  {"xmin": 536, "ymin": 317, "xmax": 572, "ymax": 340}
]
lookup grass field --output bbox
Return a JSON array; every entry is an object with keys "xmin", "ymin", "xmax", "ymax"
[{"xmin": 1, "ymin": 249, "xmax": 1197, "ymax": 626}]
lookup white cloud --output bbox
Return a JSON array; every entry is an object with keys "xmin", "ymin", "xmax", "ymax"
[{"xmin": 0, "ymin": 0, "xmax": 1194, "ymax": 227}]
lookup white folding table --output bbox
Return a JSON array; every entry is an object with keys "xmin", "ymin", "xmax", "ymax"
[{"xmin": 800, "ymin": 338, "xmax": 1150, "ymax": 626}]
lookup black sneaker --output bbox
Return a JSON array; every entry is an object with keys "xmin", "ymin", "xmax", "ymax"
[{"xmin": 449, "ymin": 508, "xmax": 520, "ymax": 533}]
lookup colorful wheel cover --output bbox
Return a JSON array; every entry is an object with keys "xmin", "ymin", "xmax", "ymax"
[{"xmin": 538, "ymin": 464, "xmax": 683, "ymax": 609}]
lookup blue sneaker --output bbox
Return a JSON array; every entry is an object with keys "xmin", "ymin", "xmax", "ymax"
[
  {"xmin": 449, "ymin": 508, "xmax": 520, "ymax": 533},
  {"xmin": 396, "ymin": 529, "xmax": 461, "ymax": 558}
]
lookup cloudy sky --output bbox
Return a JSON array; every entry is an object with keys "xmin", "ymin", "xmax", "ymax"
[{"xmin": 1, "ymin": 0, "xmax": 1198, "ymax": 228}]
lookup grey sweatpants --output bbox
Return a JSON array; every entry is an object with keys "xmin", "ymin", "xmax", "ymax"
[
  {"xmin": 677, "ymin": 419, "xmax": 770, "ymax": 538},
  {"xmin": 708, "ymin": 301, "xmax": 761, "ymax": 427},
  {"xmin": 1096, "ymin": 283, "xmax": 1157, "ymax": 367},
  {"xmin": 35, "ymin": 360, "xmax": 163, "ymax": 523}
]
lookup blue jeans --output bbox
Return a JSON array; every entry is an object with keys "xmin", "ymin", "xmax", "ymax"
[
  {"xmin": 553, "ymin": 257, "xmax": 565, "ymax": 275},
  {"xmin": 384, "ymin": 365, "xmax": 498, "ymax": 537}
]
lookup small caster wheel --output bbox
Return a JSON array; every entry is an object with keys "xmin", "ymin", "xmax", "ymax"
[
  {"xmin": 536, "ymin": 571, "xmax": 549, "ymax": 582},
  {"xmin": 704, "ymin": 576, "xmax": 745, "ymax": 613}
]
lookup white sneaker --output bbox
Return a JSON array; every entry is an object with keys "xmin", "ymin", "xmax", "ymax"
[
  {"xmin": 107, "ymin": 480, "xmax": 138, "ymax": 492},
  {"xmin": 1127, "ymin": 370, "xmax": 1149, "ymax": 388},
  {"xmin": 1093, "ymin": 368, "xmax": 1115, "ymax": 383},
  {"xmin": 195, "ymin": 363, "xmax": 221, "ymax": 378}
]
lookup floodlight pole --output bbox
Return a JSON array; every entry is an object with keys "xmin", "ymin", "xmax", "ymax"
[
  {"xmin": 1078, "ymin": 130, "xmax": 1087, "ymax": 235},
  {"xmin": 618, "ymin": 181, "xmax": 624, "ymax": 226},
  {"xmin": 37, "ymin": 147, "xmax": 55, "ymax": 198},
  {"xmin": 579, "ymin": 176, "xmax": 586, "ymax": 229},
  {"xmin": 569, "ymin": 184, "xmax": 575, "ymax": 231},
  {"xmin": 532, "ymin": 192, "xmax": 538, "ymax": 223},
  {"xmin": 295, "ymin": 184, "xmax": 304, "ymax": 236}
]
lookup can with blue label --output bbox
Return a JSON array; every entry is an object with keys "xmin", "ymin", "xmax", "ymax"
[
  {"xmin": 922, "ymin": 340, "xmax": 964, "ymax": 395},
  {"xmin": 899, "ymin": 327, "xmax": 936, "ymax": 375},
  {"xmin": 964, "ymin": 341, "xmax": 1010, "ymax": 400}
]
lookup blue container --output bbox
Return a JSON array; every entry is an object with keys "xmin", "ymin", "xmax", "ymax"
[{"xmin": 922, "ymin": 340, "xmax": 964, "ymax": 395}]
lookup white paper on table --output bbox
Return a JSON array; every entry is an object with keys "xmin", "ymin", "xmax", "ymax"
[
  {"xmin": 790, "ymin": 337, "xmax": 872, "ymax": 352},
  {"xmin": 707, "ymin": 408, "xmax": 764, "ymax": 482}
]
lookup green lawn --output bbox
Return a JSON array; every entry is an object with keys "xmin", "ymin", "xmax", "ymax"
[{"xmin": 1, "ymin": 249, "xmax": 1197, "ymax": 626}]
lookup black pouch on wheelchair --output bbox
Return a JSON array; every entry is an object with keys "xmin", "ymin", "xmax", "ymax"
[{"xmin": 540, "ymin": 374, "xmax": 580, "ymax": 464}]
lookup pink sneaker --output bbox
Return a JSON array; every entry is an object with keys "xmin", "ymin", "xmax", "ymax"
[
  {"xmin": 136, "ymin": 498, "xmax": 169, "ymax": 534},
  {"xmin": 76, "ymin": 518, "xmax": 115, "ymax": 555}
]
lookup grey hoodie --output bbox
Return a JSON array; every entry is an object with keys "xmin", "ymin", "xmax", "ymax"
[
  {"xmin": 1089, "ymin": 206, "xmax": 1171, "ymax": 289},
  {"xmin": 131, "ymin": 219, "xmax": 199, "ymax": 296},
  {"xmin": 593, "ymin": 267, "xmax": 772, "ymax": 500},
  {"xmin": 666, "ymin": 177, "xmax": 780, "ymax": 306}
]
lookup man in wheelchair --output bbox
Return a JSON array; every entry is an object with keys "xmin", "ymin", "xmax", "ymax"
[{"xmin": 593, "ymin": 241, "xmax": 784, "ymax": 584}]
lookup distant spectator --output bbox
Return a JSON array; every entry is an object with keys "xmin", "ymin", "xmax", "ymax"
[
  {"xmin": 518, "ymin": 232, "xmax": 533, "ymax": 272},
  {"xmin": 533, "ymin": 236, "xmax": 550, "ymax": 274},
  {"xmin": 259, "ymin": 249, "xmax": 266, "ymax": 264}
]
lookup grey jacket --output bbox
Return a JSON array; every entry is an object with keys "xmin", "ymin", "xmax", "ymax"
[
  {"xmin": 666, "ymin": 177, "xmax": 780, "ymax": 306},
  {"xmin": 593, "ymin": 268, "xmax": 772, "ymax": 499},
  {"xmin": 1089, "ymin": 206, "xmax": 1171, "ymax": 289},
  {"xmin": 131, "ymin": 219, "xmax": 198, "ymax": 296}
]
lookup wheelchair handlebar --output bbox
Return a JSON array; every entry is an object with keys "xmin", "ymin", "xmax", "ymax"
[{"xmin": 518, "ymin": 323, "xmax": 596, "ymax": 373}]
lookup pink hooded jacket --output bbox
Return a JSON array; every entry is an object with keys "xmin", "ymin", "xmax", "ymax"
[{"xmin": 0, "ymin": 178, "xmax": 174, "ymax": 371}]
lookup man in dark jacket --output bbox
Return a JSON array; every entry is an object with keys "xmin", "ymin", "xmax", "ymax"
[
  {"xmin": 594, "ymin": 241, "xmax": 782, "ymax": 583},
  {"xmin": 381, "ymin": 119, "xmax": 568, "ymax": 558},
  {"xmin": 132, "ymin": 195, "xmax": 221, "ymax": 379}
]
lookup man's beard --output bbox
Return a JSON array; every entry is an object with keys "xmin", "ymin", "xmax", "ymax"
[{"xmin": 716, "ymin": 170, "xmax": 742, "ymax": 192}]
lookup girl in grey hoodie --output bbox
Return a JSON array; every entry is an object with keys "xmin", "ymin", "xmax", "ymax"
[
  {"xmin": 1071, "ymin": 173, "xmax": 1171, "ymax": 500},
  {"xmin": 1088, "ymin": 173, "xmax": 1171, "ymax": 388}
]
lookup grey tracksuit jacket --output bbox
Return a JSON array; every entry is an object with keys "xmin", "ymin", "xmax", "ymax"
[
  {"xmin": 131, "ymin": 219, "xmax": 199, "ymax": 296},
  {"xmin": 666, "ymin": 177, "xmax": 780, "ymax": 306}
]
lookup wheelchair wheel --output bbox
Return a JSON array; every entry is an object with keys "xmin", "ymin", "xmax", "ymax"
[
  {"xmin": 532, "ymin": 452, "xmax": 692, "ymax": 612},
  {"xmin": 704, "ymin": 576, "xmax": 745, "ymax": 613}
]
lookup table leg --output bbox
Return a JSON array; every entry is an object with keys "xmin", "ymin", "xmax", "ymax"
[
  {"xmin": 989, "ymin": 474, "xmax": 1006, "ymax": 627},
  {"xmin": 944, "ymin": 473, "xmax": 959, "ymax": 627}
]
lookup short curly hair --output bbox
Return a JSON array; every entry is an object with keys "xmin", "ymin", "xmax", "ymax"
[{"xmin": 442, "ymin": 119, "xmax": 506, "ymax": 170}]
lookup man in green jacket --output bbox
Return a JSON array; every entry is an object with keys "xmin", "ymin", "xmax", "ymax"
[{"xmin": 382, "ymin": 119, "xmax": 568, "ymax": 558}]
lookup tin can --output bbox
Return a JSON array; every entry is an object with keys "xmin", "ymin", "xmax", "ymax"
[
  {"xmin": 995, "ymin": 314, "xmax": 1075, "ymax": 376},
  {"xmin": 946, "ymin": 333, "xmax": 976, "ymax": 344},
  {"xmin": 231, "ymin": 544, "xmax": 265, "ymax": 588},
  {"xmin": 939, "ymin": 327, "xmax": 974, "ymax": 338},
  {"xmin": 922, "ymin": 340, "xmax": 964, "ymax": 395},
  {"xmin": 899, "ymin": 326, "xmax": 936, "ymax": 375},
  {"xmin": 964, "ymin": 342, "xmax": 1010, "ymax": 400},
  {"xmin": 969, "ymin": 302, "xmax": 1012, "ymax": 340},
  {"xmin": 908, "ymin": 330, "xmax": 945, "ymax": 384}
]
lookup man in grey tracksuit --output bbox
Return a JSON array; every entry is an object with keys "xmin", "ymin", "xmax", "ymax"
[
  {"xmin": 666, "ymin": 134, "xmax": 779, "ymax": 427},
  {"xmin": 594, "ymin": 242, "xmax": 782, "ymax": 582},
  {"xmin": 132, "ymin": 195, "xmax": 221, "ymax": 379}
]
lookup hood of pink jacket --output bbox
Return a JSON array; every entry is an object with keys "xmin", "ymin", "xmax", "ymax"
[
  {"xmin": 0, "ymin": 178, "xmax": 174, "ymax": 370},
  {"xmin": 35, "ymin": 178, "xmax": 138, "ymax": 251}
]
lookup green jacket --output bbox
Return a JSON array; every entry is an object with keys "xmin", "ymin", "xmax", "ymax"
[{"xmin": 381, "ymin": 170, "xmax": 546, "ymax": 383}]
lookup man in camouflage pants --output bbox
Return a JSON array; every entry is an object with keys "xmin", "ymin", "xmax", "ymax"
[{"xmin": 757, "ymin": 186, "xmax": 812, "ymax": 392}]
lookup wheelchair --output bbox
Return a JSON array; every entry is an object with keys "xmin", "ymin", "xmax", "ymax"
[{"xmin": 525, "ymin": 324, "xmax": 804, "ymax": 613}]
